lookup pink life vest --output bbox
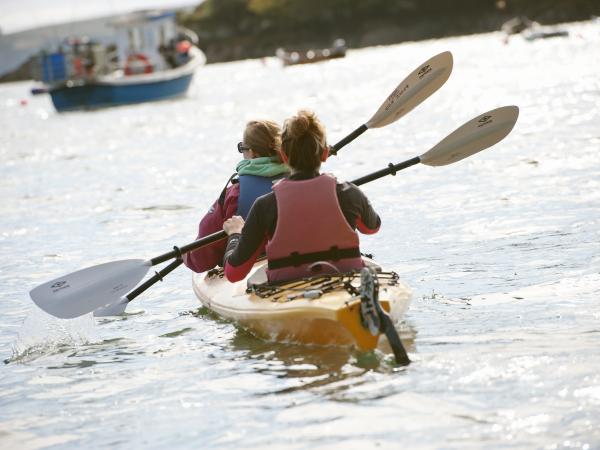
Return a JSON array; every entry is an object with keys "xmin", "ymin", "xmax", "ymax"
[{"xmin": 266, "ymin": 174, "xmax": 364, "ymax": 282}]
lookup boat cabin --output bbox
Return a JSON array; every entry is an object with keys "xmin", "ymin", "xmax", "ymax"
[
  {"xmin": 110, "ymin": 10, "xmax": 182, "ymax": 75},
  {"xmin": 33, "ymin": 10, "xmax": 192, "ymax": 84}
]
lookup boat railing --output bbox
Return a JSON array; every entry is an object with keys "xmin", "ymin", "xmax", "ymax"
[{"xmin": 177, "ymin": 26, "xmax": 199, "ymax": 45}]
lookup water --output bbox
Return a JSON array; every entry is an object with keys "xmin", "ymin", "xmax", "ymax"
[{"xmin": 1, "ymin": 21, "xmax": 600, "ymax": 449}]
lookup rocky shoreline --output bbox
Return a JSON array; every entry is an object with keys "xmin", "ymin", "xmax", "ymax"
[
  {"xmin": 2, "ymin": 1, "xmax": 597, "ymax": 83},
  {"xmin": 180, "ymin": 0, "xmax": 598, "ymax": 63}
]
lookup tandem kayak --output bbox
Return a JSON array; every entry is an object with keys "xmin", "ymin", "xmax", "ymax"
[{"xmin": 192, "ymin": 258, "xmax": 412, "ymax": 361}]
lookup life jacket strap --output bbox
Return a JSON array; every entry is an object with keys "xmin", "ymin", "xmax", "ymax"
[
  {"xmin": 267, "ymin": 246, "xmax": 361, "ymax": 270},
  {"xmin": 217, "ymin": 173, "xmax": 239, "ymax": 206}
]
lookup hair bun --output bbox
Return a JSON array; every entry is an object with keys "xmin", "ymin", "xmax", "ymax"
[
  {"xmin": 281, "ymin": 109, "xmax": 326, "ymax": 172},
  {"xmin": 286, "ymin": 110, "xmax": 317, "ymax": 140}
]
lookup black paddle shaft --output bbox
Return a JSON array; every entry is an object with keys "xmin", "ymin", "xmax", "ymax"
[
  {"xmin": 331, "ymin": 124, "xmax": 368, "ymax": 155},
  {"xmin": 131, "ymin": 231, "xmax": 227, "ymax": 303},
  {"xmin": 126, "ymin": 258, "xmax": 185, "ymax": 302},
  {"xmin": 150, "ymin": 230, "xmax": 227, "ymax": 266},
  {"xmin": 351, "ymin": 156, "xmax": 420, "ymax": 186}
]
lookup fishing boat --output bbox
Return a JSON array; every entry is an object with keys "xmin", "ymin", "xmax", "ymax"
[
  {"xmin": 276, "ymin": 39, "xmax": 347, "ymax": 66},
  {"xmin": 31, "ymin": 10, "xmax": 205, "ymax": 112},
  {"xmin": 501, "ymin": 16, "xmax": 569, "ymax": 42},
  {"xmin": 192, "ymin": 257, "xmax": 411, "ymax": 359},
  {"xmin": 501, "ymin": 16, "xmax": 535, "ymax": 35},
  {"xmin": 521, "ymin": 27, "xmax": 569, "ymax": 41}
]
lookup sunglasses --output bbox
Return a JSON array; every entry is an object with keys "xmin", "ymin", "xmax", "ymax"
[{"xmin": 237, "ymin": 142, "xmax": 251, "ymax": 153}]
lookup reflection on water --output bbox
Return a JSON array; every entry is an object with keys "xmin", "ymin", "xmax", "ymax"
[
  {"xmin": 137, "ymin": 204, "xmax": 194, "ymax": 211},
  {"xmin": 195, "ymin": 305, "xmax": 417, "ymax": 376},
  {"xmin": 1, "ymin": 20, "xmax": 600, "ymax": 449}
]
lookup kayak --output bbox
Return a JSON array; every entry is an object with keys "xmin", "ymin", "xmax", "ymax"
[{"xmin": 192, "ymin": 258, "xmax": 411, "ymax": 353}]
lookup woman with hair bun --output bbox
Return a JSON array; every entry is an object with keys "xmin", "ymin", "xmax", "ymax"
[
  {"xmin": 222, "ymin": 109, "xmax": 381, "ymax": 283},
  {"xmin": 183, "ymin": 119, "xmax": 288, "ymax": 273}
]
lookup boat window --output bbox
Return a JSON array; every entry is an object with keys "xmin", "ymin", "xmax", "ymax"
[
  {"xmin": 160, "ymin": 26, "xmax": 166, "ymax": 47},
  {"xmin": 128, "ymin": 30, "xmax": 135, "ymax": 50},
  {"xmin": 128, "ymin": 28, "xmax": 142, "ymax": 51}
]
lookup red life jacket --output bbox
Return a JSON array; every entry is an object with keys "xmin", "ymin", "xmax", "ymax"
[{"xmin": 266, "ymin": 174, "xmax": 364, "ymax": 282}]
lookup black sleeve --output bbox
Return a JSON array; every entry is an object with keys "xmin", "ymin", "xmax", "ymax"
[
  {"xmin": 224, "ymin": 193, "xmax": 277, "ymax": 266},
  {"xmin": 336, "ymin": 182, "xmax": 381, "ymax": 230}
]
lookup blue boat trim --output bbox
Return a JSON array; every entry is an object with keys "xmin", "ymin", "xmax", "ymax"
[
  {"xmin": 47, "ymin": 47, "xmax": 204, "ymax": 112},
  {"xmin": 49, "ymin": 73, "xmax": 194, "ymax": 112}
]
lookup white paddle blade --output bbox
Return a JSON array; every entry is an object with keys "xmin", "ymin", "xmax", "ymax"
[
  {"xmin": 420, "ymin": 105, "xmax": 520, "ymax": 167},
  {"xmin": 365, "ymin": 51, "xmax": 453, "ymax": 129},
  {"xmin": 30, "ymin": 259, "xmax": 150, "ymax": 319},
  {"xmin": 93, "ymin": 296, "xmax": 129, "ymax": 317}
]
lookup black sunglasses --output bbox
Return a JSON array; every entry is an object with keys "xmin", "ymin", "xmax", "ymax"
[{"xmin": 237, "ymin": 142, "xmax": 251, "ymax": 153}]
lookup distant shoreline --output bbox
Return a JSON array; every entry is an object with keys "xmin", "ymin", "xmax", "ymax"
[
  {"xmin": 1, "ymin": 6, "xmax": 597, "ymax": 84},
  {"xmin": 180, "ymin": 1, "xmax": 598, "ymax": 64}
]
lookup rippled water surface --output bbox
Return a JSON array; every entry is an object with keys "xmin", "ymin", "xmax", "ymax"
[{"xmin": 1, "ymin": 21, "xmax": 600, "ymax": 449}]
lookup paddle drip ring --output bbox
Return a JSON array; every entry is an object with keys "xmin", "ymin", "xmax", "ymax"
[
  {"xmin": 388, "ymin": 163, "xmax": 397, "ymax": 176},
  {"xmin": 172, "ymin": 246, "xmax": 183, "ymax": 261}
]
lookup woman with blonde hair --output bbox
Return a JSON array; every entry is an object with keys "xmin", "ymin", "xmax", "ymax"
[
  {"xmin": 183, "ymin": 119, "xmax": 288, "ymax": 273},
  {"xmin": 222, "ymin": 109, "xmax": 381, "ymax": 282}
]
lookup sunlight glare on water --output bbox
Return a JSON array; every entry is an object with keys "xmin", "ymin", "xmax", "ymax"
[{"xmin": 1, "ymin": 21, "xmax": 599, "ymax": 449}]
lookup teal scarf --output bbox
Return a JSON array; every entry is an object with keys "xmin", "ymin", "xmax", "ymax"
[{"xmin": 236, "ymin": 156, "xmax": 289, "ymax": 178}]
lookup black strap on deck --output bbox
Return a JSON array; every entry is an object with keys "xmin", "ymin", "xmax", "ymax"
[{"xmin": 267, "ymin": 246, "xmax": 361, "ymax": 270}]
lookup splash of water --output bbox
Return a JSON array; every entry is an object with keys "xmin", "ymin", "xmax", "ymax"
[{"xmin": 7, "ymin": 307, "xmax": 99, "ymax": 364}]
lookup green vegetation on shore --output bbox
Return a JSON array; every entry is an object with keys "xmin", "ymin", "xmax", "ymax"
[
  {"xmin": 180, "ymin": 0, "xmax": 599, "ymax": 62},
  {"xmin": 1, "ymin": 0, "xmax": 598, "ymax": 83}
]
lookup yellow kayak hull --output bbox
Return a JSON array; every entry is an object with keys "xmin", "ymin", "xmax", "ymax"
[{"xmin": 192, "ymin": 260, "xmax": 411, "ymax": 351}]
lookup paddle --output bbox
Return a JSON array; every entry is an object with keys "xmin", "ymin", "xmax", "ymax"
[
  {"xmin": 92, "ymin": 52, "xmax": 454, "ymax": 316},
  {"xmin": 92, "ymin": 257, "xmax": 187, "ymax": 316},
  {"xmin": 31, "ymin": 232, "xmax": 228, "ymax": 319},
  {"xmin": 352, "ymin": 105, "xmax": 520, "ymax": 185},
  {"xmin": 331, "ymin": 51, "xmax": 453, "ymax": 154},
  {"xmin": 30, "ymin": 105, "xmax": 519, "ymax": 319}
]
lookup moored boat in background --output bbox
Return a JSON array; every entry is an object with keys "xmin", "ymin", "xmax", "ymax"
[
  {"xmin": 501, "ymin": 16, "xmax": 569, "ymax": 43},
  {"xmin": 521, "ymin": 27, "xmax": 569, "ymax": 41},
  {"xmin": 31, "ymin": 10, "xmax": 205, "ymax": 112},
  {"xmin": 276, "ymin": 39, "xmax": 347, "ymax": 66}
]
